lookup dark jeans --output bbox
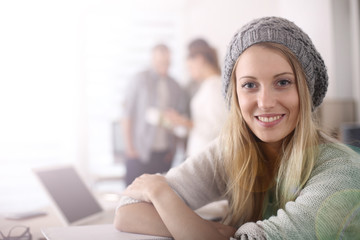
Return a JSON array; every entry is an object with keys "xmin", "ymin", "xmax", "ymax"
[{"xmin": 125, "ymin": 150, "xmax": 173, "ymax": 186}]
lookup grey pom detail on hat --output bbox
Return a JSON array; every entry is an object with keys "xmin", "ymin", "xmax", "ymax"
[{"xmin": 222, "ymin": 16, "xmax": 328, "ymax": 109}]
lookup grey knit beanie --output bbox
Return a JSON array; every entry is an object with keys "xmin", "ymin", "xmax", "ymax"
[{"xmin": 223, "ymin": 16, "xmax": 328, "ymax": 109}]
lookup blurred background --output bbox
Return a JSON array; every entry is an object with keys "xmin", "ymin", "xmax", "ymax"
[{"xmin": 0, "ymin": 0, "xmax": 359, "ymax": 214}]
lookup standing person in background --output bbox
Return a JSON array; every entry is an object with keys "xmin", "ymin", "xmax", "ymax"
[
  {"xmin": 115, "ymin": 17, "xmax": 360, "ymax": 239},
  {"xmin": 122, "ymin": 44, "xmax": 188, "ymax": 186},
  {"xmin": 183, "ymin": 39, "xmax": 208, "ymax": 100},
  {"xmin": 165, "ymin": 38, "xmax": 228, "ymax": 157}
]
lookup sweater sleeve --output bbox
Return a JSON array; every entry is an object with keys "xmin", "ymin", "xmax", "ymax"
[
  {"xmin": 116, "ymin": 139, "xmax": 226, "ymax": 211},
  {"xmin": 165, "ymin": 138, "xmax": 227, "ymax": 210},
  {"xmin": 233, "ymin": 144, "xmax": 360, "ymax": 240}
]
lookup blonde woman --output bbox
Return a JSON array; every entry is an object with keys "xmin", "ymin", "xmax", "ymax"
[{"xmin": 114, "ymin": 17, "xmax": 360, "ymax": 239}]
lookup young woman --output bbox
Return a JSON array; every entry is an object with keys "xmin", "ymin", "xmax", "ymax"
[
  {"xmin": 165, "ymin": 38, "xmax": 228, "ymax": 157},
  {"xmin": 114, "ymin": 17, "xmax": 360, "ymax": 239}
]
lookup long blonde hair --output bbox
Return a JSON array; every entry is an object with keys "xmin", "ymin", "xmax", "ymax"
[{"xmin": 220, "ymin": 42, "xmax": 320, "ymax": 226}]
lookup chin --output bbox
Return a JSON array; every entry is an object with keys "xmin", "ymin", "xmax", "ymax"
[{"xmin": 256, "ymin": 134, "xmax": 285, "ymax": 144}]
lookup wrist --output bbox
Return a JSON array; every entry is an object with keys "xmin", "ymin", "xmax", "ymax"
[{"xmin": 147, "ymin": 180, "xmax": 172, "ymax": 202}]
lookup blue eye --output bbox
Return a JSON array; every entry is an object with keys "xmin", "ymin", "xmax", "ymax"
[
  {"xmin": 242, "ymin": 82, "xmax": 256, "ymax": 89},
  {"xmin": 277, "ymin": 79, "xmax": 292, "ymax": 87}
]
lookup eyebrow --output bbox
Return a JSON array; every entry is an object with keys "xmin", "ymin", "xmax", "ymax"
[
  {"xmin": 237, "ymin": 72, "xmax": 294, "ymax": 81},
  {"xmin": 237, "ymin": 75, "xmax": 256, "ymax": 81},
  {"xmin": 274, "ymin": 72, "xmax": 294, "ymax": 77}
]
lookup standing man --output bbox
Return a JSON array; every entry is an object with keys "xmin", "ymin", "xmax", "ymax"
[{"xmin": 122, "ymin": 44, "xmax": 188, "ymax": 186}]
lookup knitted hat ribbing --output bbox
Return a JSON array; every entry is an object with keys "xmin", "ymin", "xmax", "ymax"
[{"xmin": 222, "ymin": 16, "xmax": 328, "ymax": 109}]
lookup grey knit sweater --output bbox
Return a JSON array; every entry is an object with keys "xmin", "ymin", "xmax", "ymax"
[{"xmin": 119, "ymin": 139, "xmax": 360, "ymax": 239}]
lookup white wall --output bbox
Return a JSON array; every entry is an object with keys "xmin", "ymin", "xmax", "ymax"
[
  {"xmin": 350, "ymin": 0, "xmax": 360, "ymax": 121},
  {"xmin": 331, "ymin": 0, "xmax": 353, "ymax": 99},
  {"xmin": 0, "ymin": 1, "xmax": 82, "ymax": 165}
]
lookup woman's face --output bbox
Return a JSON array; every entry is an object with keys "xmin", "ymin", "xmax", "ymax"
[
  {"xmin": 187, "ymin": 55, "xmax": 204, "ymax": 81},
  {"xmin": 235, "ymin": 45, "xmax": 299, "ymax": 145}
]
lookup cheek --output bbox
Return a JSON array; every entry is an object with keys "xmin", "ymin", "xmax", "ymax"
[
  {"xmin": 237, "ymin": 95, "xmax": 253, "ymax": 118},
  {"xmin": 289, "ymin": 91, "xmax": 300, "ymax": 111},
  {"xmin": 237, "ymin": 89, "xmax": 250, "ymax": 109},
  {"xmin": 187, "ymin": 63, "xmax": 199, "ymax": 78},
  {"xmin": 286, "ymin": 91, "xmax": 300, "ymax": 124}
]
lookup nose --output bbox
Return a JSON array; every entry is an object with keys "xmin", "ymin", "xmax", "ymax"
[{"xmin": 257, "ymin": 88, "xmax": 276, "ymax": 109}]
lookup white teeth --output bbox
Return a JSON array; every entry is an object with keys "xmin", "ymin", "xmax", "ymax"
[{"xmin": 258, "ymin": 115, "xmax": 281, "ymax": 123}]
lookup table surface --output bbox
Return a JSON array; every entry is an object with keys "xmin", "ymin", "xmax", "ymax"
[
  {"xmin": 0, "ymin": 206, "xmax": 65, "ymax": 240},
  {"xmin": 0, "ymin": 196, "xmax": 227, "ymax": 240},
  {"xmin": 0, "ymin": 193, "xmax": 119, "ymax": 240}
]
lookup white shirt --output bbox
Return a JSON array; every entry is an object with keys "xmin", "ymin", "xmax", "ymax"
[
  {"xmin": 152, "ymin": 77, "xmax": 169, "ymax": 151},
  {"xmin": 187, "ymin": 75, "xmax": 228, "ymax": 156}
]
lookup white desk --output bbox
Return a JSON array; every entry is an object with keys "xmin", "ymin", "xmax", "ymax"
[
  {"xmin": 0, "ymin": 192, "xmax": 119, "ymax": 239},
  {"xmin": 0, "ymin": 193, "xmax": 227, "ymax": 240},
  {"xmin": 1, "ymin": 207, "xmax": 172, "ymax": 240},
  {"xmin": 0, "ymin": 206, "xmax": 65, "ymax": 240},
  {"xmin": 42, "ymin": 224, "xmax": 172, "ymax": 240}
]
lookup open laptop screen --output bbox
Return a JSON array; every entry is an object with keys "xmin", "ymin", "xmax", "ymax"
[{"xmin": 35, "ymin": 166, "xmax": 103, "ymax": 224}]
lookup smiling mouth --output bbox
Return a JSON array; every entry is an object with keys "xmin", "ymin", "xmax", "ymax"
[{"xmin": 256, "ymin": 114, "xmax": 284, "ymax": 123}]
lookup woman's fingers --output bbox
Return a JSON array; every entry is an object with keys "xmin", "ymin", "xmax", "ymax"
[{"xmin": 123, "ymin": 174, "xmax": 168, "ymax": 203}]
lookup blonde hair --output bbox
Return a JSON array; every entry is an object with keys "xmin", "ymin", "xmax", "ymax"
[{"xmin": 220, "ymin": 42, "xmax": 320, "ymax": 227}]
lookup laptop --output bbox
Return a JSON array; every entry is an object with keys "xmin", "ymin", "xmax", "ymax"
[
  {"xmin": 33, "ymin": 165, "xmax": 114, "ymax": 226},
  {"xmin": 34, "ymin": 165, "xmax": 172, "ymax": 240}
]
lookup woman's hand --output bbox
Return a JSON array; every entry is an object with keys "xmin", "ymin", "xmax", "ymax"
[
  {"xmin": 122, "ymin": 174, "xmax": 169, "ymax": 203},
  {"xmin": 122, "ymin": 174, "xmax": 236, "ymax": 240}
]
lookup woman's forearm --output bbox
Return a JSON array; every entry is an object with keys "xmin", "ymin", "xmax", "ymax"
[
  {"xmin": 114, "ymin": 202, "xmax": 172, "ymax": 237},
  {"xmin": 148, "ymin": 184, "xmax": 229, "ymax": 240},
  {"xmin": 120, "ymin": 174, "xmax": 235, "ymax": 239}
]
